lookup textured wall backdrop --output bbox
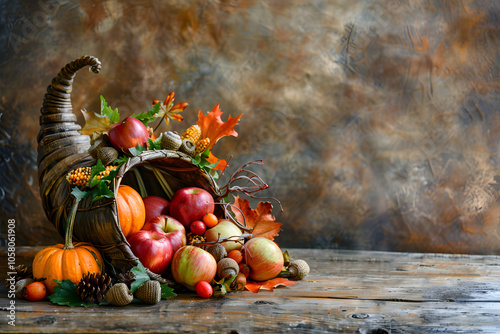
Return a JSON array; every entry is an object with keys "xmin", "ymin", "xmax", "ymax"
[{"xmin": 1, "ymin": 0, "xmax": 499, "ymax": 254}]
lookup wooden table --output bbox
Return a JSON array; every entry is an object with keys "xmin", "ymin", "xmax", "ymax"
[{"xmin": 1, "ymin": 247, "xmax": 499, "ymax": 333}]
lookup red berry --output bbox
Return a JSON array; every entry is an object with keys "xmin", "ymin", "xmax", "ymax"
[
  {"xmin": 190, "ymin": 220, "xmax": 207, "ymax": 235},
  {"xmin": 202, "ymin": 213, "xmax": 219, "ymax": 228},
  {"xmin": 24, "ymin": 282, "xmax": 46, "ymax": 301},
  {"xmin": 195, "ymin": 281, "xmax": 213, "ymax": 298}
]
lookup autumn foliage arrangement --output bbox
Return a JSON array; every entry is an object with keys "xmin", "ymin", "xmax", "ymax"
[{"xmin": 27, "ymin": 91, "xmax": 309, "ymax": 305}]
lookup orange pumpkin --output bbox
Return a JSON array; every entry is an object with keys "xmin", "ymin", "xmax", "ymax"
[
  {"xmin": 33, "ymin": 200, "xmax": 104, "ymax": 294},
  {"xmin": 116, "ymin": 185, "xmax": 146, "ymax": 238}
]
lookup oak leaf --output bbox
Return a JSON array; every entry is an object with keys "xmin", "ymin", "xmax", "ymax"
[
  {"xmin": 232, "ymin": 196, "xmax": 282, "ymax": 241},
  {"xmin": 79, "ymin": 109, "xmax": 113, "ymax": 135},
  {"xmin": 245, "ymin": 278, "xmax": 297, "ymax": 293}
]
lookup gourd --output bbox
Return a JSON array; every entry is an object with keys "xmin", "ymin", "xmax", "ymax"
[
  {"xmin": 32, "ymin": 199, "xmax": 104, "ymax": 294},
  {"xmin": 116, "ymin": 185, "xmax": 146, "ymax": 238}
]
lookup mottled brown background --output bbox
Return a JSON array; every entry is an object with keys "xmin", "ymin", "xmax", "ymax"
[{"xmin": 1, "ymin": 0, "xmax": 499, "ymax": 254}]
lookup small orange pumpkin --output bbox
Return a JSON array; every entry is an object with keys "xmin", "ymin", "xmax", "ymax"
[
  {"xmin": 33, "ymin": 199, "xmax": 104, "ymax": 294},
  {"xmin": 116, "ymin": 185, "xmax": 146, "ymax": 238}
]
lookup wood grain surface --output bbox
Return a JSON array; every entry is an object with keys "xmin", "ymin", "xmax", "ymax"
[{"xmin": 1, "ymin": 247, "xmax": 499, "ymax": 333}]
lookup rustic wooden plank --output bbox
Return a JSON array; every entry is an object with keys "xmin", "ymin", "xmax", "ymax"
[{"xmin": 1, "ymin": 247, "xmax": 500, "ymax": 333}]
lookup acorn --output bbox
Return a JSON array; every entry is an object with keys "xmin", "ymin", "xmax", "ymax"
[
  {"xmin": 179, "ymin": 138, "xmax": 196, "ymax": 156},
  {"xmin": 207, "ymin": 243, "xmax": 227, "ymax": 262},
  {"xmin": 161, "ymin": 131, "xmax": 182, "ymax": 151},
  {"xmin": 104, "ymin": 283, "xmax": 133, "ymax": 306},
  {"xmin": 217, "ymin": 257, "xmax": 239, "ymax": 280},
  {"xmin": 15, "ymin": 278, "xmax": 34, "ymax": 299},
  {"xmin": 288, "ymin": 260, "xmax": 310, "ymax": 280},
  {"xmin": 134, "ymin": 280, "xmax": 161, "ymax": 304},
  {"xmin": 96, "ymin": 146, "xmax": 119, "ymax": 166}
]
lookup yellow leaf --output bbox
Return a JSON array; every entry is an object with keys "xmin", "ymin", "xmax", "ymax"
[{"xmin": 79, "ymin": 109, "xmax": 113, "ymax": 136}]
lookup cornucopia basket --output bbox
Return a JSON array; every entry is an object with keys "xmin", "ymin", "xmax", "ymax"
[{"xmin": 37, "ymin": 55, "xmax": 224, "ymax": 279}]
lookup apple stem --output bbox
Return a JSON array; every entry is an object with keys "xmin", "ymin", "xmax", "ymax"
[
  {"xmin": 152, "ymin": 167, "xmax": 174, "ymax": 200},
  {"xmin": 132, "ymin": 168, "xmax": 148, "ymax": 198}
]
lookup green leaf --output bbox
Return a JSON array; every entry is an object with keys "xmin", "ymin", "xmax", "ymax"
[
  {"xmin": 89, "ymin": 159, "xmax": 106, "ymax": 187},
  {"xmin": 130, "ymin": 263, "xmax": 150, "ymax": 293},
  {"xmin": 71, "ymin": 187, "xmax": 90, "ymax": 202},
  {"xmin": 113, "ymin": 155, "xmax": 129, "ymax": 166},
  {"xmin": 191, "ymin": 154, "xmax": 202, "ymax": 166},
  {"xmin": 100, "ymin": 95, "xmax": 120, "ymax": 124},
  {"xmin": 48, "ymin": 280, "xmax": 96, "ymax": 307},
  {"xmin": 160, "ymin": 284, "xmax": 177, "ymax": 298},
  {"xmin": 131, "ymin": 102, "xmax": 162, "ymax": 126},
  {"xmin": 91, "ymin": 181, "xmax": 115, "ymax": 203},
  {"xmin": 129, "ymin": 143, "xmax": 146, "ymax": 157},
  {"xmin": 147, "ymin": 133, "xmax": 163, "ymax": 151},
  {"xmin": 100, "ymin": 165, "xmax": 119, "ymax": 183}
]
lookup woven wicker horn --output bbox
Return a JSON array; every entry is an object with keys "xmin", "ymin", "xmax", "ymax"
[{"xmin": 37, "ymin": 56, "xmax": 223, "ymax": 281}]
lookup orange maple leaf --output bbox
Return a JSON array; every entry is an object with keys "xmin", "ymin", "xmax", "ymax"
[
  {"xmin": 197, "ymin": 104, "xmax": 242, "ymax": 150},
  {"xmin": 206, "ymin": 151, "xmax": 228, "ymax": 171},
  {"xmin": 245, "ymin": 278, "xmax": 297, "ymax": 293},
  {"xmin": 232, "ymin": 196, "xmax": 282, "ymax": 241}
]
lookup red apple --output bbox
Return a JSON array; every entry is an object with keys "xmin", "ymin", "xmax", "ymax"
[
  {"xmin": 169, "ymin": 187, "xmax": 214, "ymax": 228},
  {"xmin": 143, "ymin": 215, "xmax": 186, "ymax": 254},
  {"xmin": 128, "ymin": 230, "xmax": 173, "ymax": 275},
  {"xmin": 171, "ymin": 246, "xmax": 217, "ymax": 290},
  {"xmin": 204, "ymin": 219, "xmax": 243, "ymax": 252},
  {"xmin": 243, "ymin": 237, "xmax": 284, "ymax": 281},
  {"xmin": 108, "ymin": 116, "xmax": 149, "ymax": 154},
  {"xmin": 143, "ymin": 196, "xmax": 170, "ymax": 223}
]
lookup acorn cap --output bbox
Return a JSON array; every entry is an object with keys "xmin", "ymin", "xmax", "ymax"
[
  {"xmin": 104, "ymin": 283, "xmax": 133, "ymax": 306},
  {"xmin": 179, "ymin": 138, "xmax": 196, "ymax": 156},
  {"xmin": 161, "ymin": 131, "xmax": 182, "ymax": 151},
  {"xmin": 288, "ymin": 259, "xmax": 310, "ymax": 280},
  {"xmin": 96, "ymin": 146, "xmax": 119, "ymax": 166},
  {"xmin": 88, "ymin": 137, "xmax": 107, "ymax": 159},
  {"xmin": 134, "ymin": 280, "xmax": 161, "ymax": 305},
  {"xmin": 217, "ymin": 257, "xmax": 239, "ymax": 280}
]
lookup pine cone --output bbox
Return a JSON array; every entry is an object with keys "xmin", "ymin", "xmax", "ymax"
[
  {"xmin": 115, "ymin": 271, "xmax": 135, "ymax": 288},
  {"xmin": 5, "ymin": 265, "xmax": 32, "ymax": 287},
  {"xmin": 76, "ymin": 272, "xmax": 112, "ymax": 304}
]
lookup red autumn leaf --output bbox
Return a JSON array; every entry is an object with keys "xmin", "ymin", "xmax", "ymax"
[
  {"xmin": 232, "ymin": 196, "xmax": 282, "ymax": 241},
  {"xmin": 245, "ymin": 278, "xmax": 297, "ymax": 293},
  {"xmin": 197, "ymin": 104, "xmax": 242, "ymax": 149}
]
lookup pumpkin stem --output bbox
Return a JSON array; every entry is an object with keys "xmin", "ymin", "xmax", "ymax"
[{"xmin": 64, "ymin": 198, "xmax": 80, "ymax": 249}]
